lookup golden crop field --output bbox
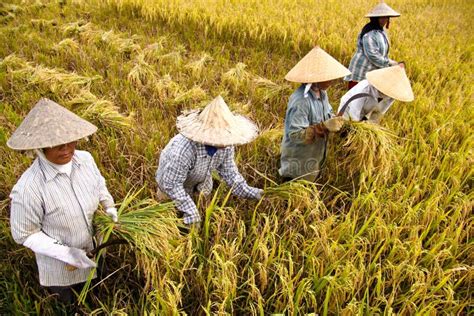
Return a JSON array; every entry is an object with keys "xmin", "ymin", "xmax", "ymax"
[{"xmin": 0, "ymin": 0, "xmax": 472, "ymax": 314}]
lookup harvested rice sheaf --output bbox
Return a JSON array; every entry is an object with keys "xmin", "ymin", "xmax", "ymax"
[{"xmin": 332, "ymin": 121, "xmax": 400, "ymax": 184}]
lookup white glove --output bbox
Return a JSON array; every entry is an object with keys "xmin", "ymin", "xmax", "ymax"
[
  {"xmin": 322, "ymin": 117, "xmax": 345, "ymax": 132},
  {"xmin": 255, "ymin": 189, "xmax": 264, "ymax": 200},
  {"xmin": 106, "ymin": 207, "xmax": 118, "ymax": 222},
  {"xmin": 388, "ymin": 59, "xmax": 398, "ymax": 66},
  {"xmin": 23, "ymin": 231, "xmax": 97, "ymax": 269}
]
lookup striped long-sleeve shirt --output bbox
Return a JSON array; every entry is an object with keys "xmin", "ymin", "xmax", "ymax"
[
  {"xmin": 10, "ymin": 150, "xmax": 114, "ymax": 286},
  {"xmin": 155, "ymin": 134, "xmax": 262, "ymax": 224},
  {"xmin": 345, "ymin": 29, "xmax": 391, "ymax": 82}
]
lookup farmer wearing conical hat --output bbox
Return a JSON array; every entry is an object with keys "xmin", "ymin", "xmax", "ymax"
[
  {"xmin": 345, "ymin": 1, "xmax": 403, "ymax": 90},
  {"xmin": 8, "ymin": 98, "xmax": 117, "ymax": 306},
  {"xmin": 279, "ymin": 46, "xmax": 350, "ymax": 181},
  {"xmin": 338, "ymin": 64, "xmax": 414, "ymax": 122},
  {"xmin": 155, "ymin": 96, "xmax": 263, "ymax": 226}
]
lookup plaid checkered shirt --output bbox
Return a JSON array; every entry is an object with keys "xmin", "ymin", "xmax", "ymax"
[
  {"xmin": 155, "ymin": 134, "xmax": 263, "ymax": 224},
  {"xmin": 345, "ymin": 29, "xmax": 391, "ymax": 82}
]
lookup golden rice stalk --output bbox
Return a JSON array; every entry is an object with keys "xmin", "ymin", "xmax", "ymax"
[
  {"xmin": 333, "ymin": 121, "xmax": 400, "ymax": 183},
  {"xmin": 67, "ymin": 90, "xmax": 134, "ymax": 130},
  {"xmin": 0, "ymin": 3, "xmax": 23, "ymax": 15},
  {"xmin": 223, "ymin": 62, "xmax": 251, "ymax": 86},
  {"xmin": 30, "ymin": 18, "xmax": 57, "ymax": 28},
  {"xmin": 80, "ymin": 189, "xmax": 185, "ymax": 302},
  {"xmin": 52, "ymin": 38, "xmax": 79, "ymax": 52},
  {"xmin": 28, "ymin": 65, "xmax": 101, "ymax": 94},
  {"xmin": 264, "ymin": 179, "xmax": 319, "ymax": 209},
  {"xmin": 4, "ymin": 56, "xmax": 101, "ymax": 95},
  {"xmin": 94, "ymin": 190, "xmax": 185, "ymax": 288},
  {"xmin": 142, "ymin": 39, "xmax": 167, "ymax": 62},
  {"xmin": 185, "ymin": 53, "xmax": 213, "ymax": 75},
  {"xmin": 254, "ymin": 76, "xmax": 291, "ymax": 101},
  {"xmin": 0, "ymin": 54, "xmax": 29, "ymax": 71},
  {"xmin": 153, "ymin": 74, "xmax": 181, "ymax": 100},
  {"xmin": 100, "ymin": 29, "xmax": 141, "ymax": 54},
  {"xmin": 157, "ymin": 46, "xmax": 185, "ymax": 66},
  {"xmin": 61, "ymin": 20, "xmax": 91, "ymax": 36},
  {"xmin": 127, "ymin": 53, "xmax": 156, "ymax": 88},
  {"xmin": 173, "ymin": 86, "xmax": 207, "ymax": 104}
]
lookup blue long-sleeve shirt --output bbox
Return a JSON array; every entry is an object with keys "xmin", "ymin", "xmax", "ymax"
[{"xmin": 279, "ymin": 85, "xmax": 333, "ymax": 179}]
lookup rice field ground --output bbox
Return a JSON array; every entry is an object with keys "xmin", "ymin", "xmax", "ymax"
[{"xmin": 0, "ymin": 0, "xmax": 472, "ymax": 314}]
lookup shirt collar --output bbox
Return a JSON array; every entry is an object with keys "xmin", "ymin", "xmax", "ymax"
[
  {"xmin": 38, "ymin": 152, "xmax": 82, "ymax": 182},
  {"xmin": 303, "ymin": 83, "xmax": 324, "ymax": 100},
  {"xmin": 195, "ymin": 142, "xmax": 224, "ymax": 158}
]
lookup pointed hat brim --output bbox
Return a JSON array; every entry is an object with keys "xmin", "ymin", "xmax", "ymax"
[
  {"xmin": 366, "ymin": 65, "xmax": 414, "ymax": 102},
  {"xmin": 177, "ymin": 96, "xmax": 259, "ymax": 147},
  {"xmin": 7, "ymin": 98, "xmax": 97, "ymax": 150},
  {"xmin": 366, "ymin": 2, "xmax": 400, "ymax": 17},
  {"xmin": 285, "ymin": 46, "xmax": 351, "ymax": 83}
]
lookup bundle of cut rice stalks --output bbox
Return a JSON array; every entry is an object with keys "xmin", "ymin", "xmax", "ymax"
[
  {"xmin": 79, "ymin": 189, "xmax": 187, "ymax": 303},
  {"xmin": 264, "ymin": 179, "xmax": 321, "ymax": 210},
  {"xmin": 330, "ymin": 121, "xmax": 400, "ymax": 186}
]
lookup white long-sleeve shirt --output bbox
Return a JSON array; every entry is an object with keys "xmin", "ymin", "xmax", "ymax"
[
  {"xmin": 338, "ymin": 80, "xmax": 394, "ymax": 122},
  {"xmin": 10, "ymin": 150, "xmax": 114, "ymax": 286}
]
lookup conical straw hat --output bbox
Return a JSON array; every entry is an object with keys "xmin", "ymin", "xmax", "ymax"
[
  {"xmin": 285, "ymin": 46, "xmax": 351, "ymax": 83},
  {"xmin": 366, "ymin": 1, "xmax": 400, "ymax": 17},
  {"xmin": 176, "ymin": 96, "xmax": 259, "ymax": 147},
  {"xmin": 7, "ymin": 98, "xmax": 97, "ymax": 150},
  {"xmin": 366, "ymin": 65, "xmax": 414, "ymax": 102}
]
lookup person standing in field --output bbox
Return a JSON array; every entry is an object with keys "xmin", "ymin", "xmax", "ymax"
[
  {"xmin": 338, "ymin": 64, "xmax": 414, "ymax": 122},
  {"xmin": 155, "ymin": 95, "xmax": 263, "ymax": 227},
  {"xmin": 8, "ymin": 98, "xmax": 118, "ymax": 309},
  {"xmin": 279, "ymin": 46, "xmax": 350, "ymax": 182},
  {"xmin": 344, "ymin": 1, "xmax": 402, "ymax": 90}
]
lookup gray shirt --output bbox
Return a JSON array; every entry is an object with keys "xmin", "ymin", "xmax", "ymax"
[{"xmin": 10, "ymin": 150, "xmax": 114, "ymax": 286}]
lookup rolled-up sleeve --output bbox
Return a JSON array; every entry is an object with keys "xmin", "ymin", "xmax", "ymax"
[
  {"xmin": 156, "ymin": 151, "xmax": 201, "ymax": 224},
  {"xmin": 10, "ymin": 183, "xmax": 43, "ymax": 245},
  {"xmin": 217, "ymin": 147, "xmax": 262, "ymax": 199},
  {"xmin": 362, "ymin": 33, "xmax": 389, "ymax": 68}
]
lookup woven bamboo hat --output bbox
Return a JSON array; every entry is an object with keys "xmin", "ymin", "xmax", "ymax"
[
  {"xmin": 177, "ymin": 95, "xmax": 259, "ymax": 147},
  {"xmin": 7, "ymin": 98, "xmax": 97, "ymax": 150},
  {"xmin": 367, "ymin": 65, "xmax": 414, "ymax": 102},
  {"xmin": 285, "ymin": 46, "xmax": 351, "ymax": 83},
  {"xmin": 366, "ymin": 1, "xmax": 400, "ymax": 18}
]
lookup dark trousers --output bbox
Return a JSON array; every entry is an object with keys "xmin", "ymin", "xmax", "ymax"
[{"xmin": 47, "ymin": 282, "xmax": 85, "ymax": 311}]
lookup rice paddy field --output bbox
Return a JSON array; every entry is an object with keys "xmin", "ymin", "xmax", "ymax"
[{"xmin": 0, "ymin": 0, "xmax": 472, "ymax": 314}]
